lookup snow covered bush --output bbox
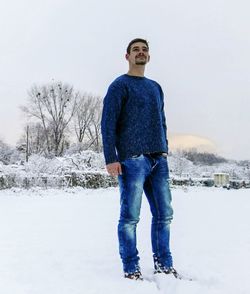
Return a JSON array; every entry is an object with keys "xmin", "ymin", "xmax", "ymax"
[
  {"xmin": 24, "ymin": 154, "xmax": 65, "ymax": 175},
  {"xmin": 0, "ymin": 151, "xmax": 112, "ymax": 189},
  {"xmin": 0, "ymin": 140, "xmax": 20, "ymax": 165},
  {"xmin": 0, "ymin": 150, "xmax": 249, "ymax": 190},
  {"xmin": 23, "ymin": 151, "xmax": 105, "ymax": 176},
  {"xmin": 63, "ymin": 150, "xmax": 105, "ymax": 172}
]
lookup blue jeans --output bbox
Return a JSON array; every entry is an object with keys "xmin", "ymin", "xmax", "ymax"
[{"xmin": 118, "ymin": 153, "xmax": 173, "ymax": 273}]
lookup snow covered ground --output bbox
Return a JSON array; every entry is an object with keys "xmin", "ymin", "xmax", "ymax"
[{"xmin": 0, "ymin": 186, "xmax": 249, "ymax": 294}]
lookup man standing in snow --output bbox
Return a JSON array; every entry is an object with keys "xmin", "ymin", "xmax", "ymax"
[{"xmin": 101, "ymin": 38, "xmax": 178, "ymax": 280}]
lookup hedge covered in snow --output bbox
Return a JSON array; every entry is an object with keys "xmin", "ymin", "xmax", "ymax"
[
  {"xmin": 0, "ymin": 150, "xmax": 249, "ymax": 189},
  {"xmin": 0, "ymin": 151, "xmax": 118, "ymax": 189},
  {"xmin": 0, "ymin": 172, "xmax": 117, "ymax": 189}
]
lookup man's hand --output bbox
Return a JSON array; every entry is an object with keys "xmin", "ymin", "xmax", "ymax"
[{"xmin": 106, "ymin": 162, "xmax": 122, "ymax": 177}]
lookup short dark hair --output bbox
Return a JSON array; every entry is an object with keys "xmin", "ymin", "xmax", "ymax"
[{"xmin": 126, "ymin": 38, "xmax": 149, "ymax": 54}]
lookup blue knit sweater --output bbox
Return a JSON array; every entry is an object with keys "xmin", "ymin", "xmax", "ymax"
[{"xmin": 101, "ymin": 74, "xmax": 168, "ymax": 164}]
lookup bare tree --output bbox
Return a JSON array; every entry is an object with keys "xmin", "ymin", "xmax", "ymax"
[
  {"xmin": 21, "ymin": 82, "xmax": 79, "ymax": 156},
  {"xmin": 86, "ymin": 96, "xmax": 102, "ymax": 152},
  {"xmin": 18, "ymin": 123, "xmax": 51, "ymax": 156},
  {"xmin": 0, "ymin": 139, "xmax": 13, "ymax": 164},
  {"xmin": 72, "ymin": 94, "xmax": 102, "ymax": 152},
  {"xmin": 73, "ymin": 93, "xmax": 95, "ymax": 143}
]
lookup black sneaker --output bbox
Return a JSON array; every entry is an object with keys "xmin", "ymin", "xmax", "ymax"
[
  {"xmin": 124, "ymin": 270, "xmax": 143, "ymax": 281},
  {"xmin": 155, "ymin": 265, "xmax": 181, "ymax": 279},
  {"xmin": 154, "ymin": 258, "xmax": 180, "ymax": 279}
]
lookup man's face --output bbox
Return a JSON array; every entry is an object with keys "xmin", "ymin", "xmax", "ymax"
[{"xmin": 126, "ymin": 42, "xmax": 150, "ymax": 65}]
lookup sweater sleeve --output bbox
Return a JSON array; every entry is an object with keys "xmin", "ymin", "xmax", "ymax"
[
  {"xmin": 101, "ymin": 81, "xmax": 125, "ymax": 164},
  {"xmin": 159, "ymin": 86, "xmax": 169, "ymax": 153}
]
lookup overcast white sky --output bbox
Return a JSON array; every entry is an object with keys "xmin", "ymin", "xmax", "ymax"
[{"xmin": 0, "ymin": 0, "xmax": 249, "ymax": 160}]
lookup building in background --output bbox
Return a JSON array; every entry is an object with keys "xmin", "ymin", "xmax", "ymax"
[{"xmin": 214, "ymin": 173, "xmax": 229, "ymax": 187}]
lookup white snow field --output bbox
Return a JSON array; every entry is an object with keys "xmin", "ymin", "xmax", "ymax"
[{"xmin": 0, "ymin": 186, "xmax": 249, "ymax": 294}]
